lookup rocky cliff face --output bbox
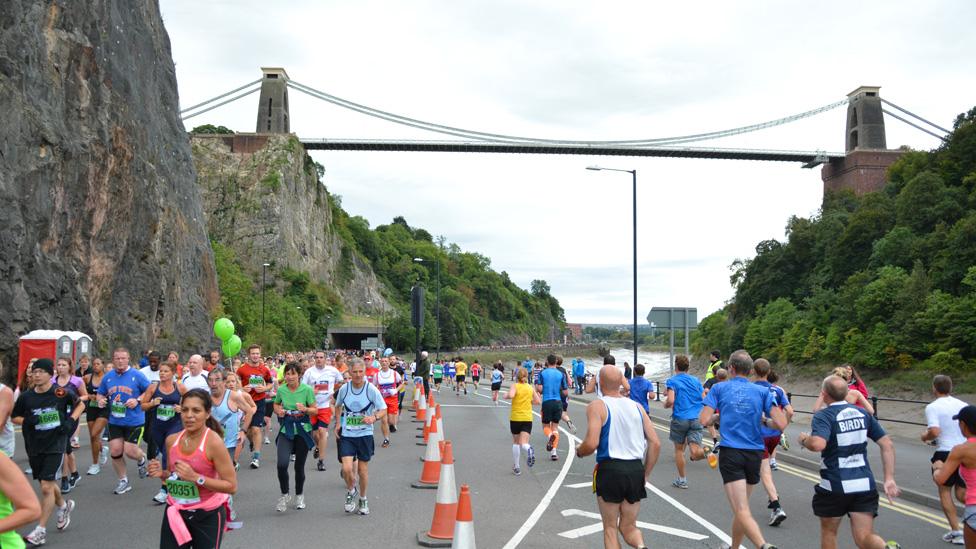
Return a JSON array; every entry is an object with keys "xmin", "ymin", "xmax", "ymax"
[
  {"xmin": 0, "ymin": 1, "xmax": 219, "ymax": 367},
  {"xmin": 192, "ymin": 134, "xmax": 388, "ymax": 315}
]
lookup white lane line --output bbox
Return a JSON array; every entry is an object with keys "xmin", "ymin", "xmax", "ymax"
[
  {"xmin": 473, "ymin": 391, "xmax": 577, "ymax": 549},
  {"xmin": 564, "ymin": 481, "xmax": 591, "ymax": 489},
  {"xmin": 560, "ymin": 509, "xmax": 709, "ymax": 541},
  {"xmin": 436, "ymin": 404, "xmax": 495, "ymax": 408},
  {"xmin": 645, "ymin": 482, "xmax": 742, "ymax": 549}
]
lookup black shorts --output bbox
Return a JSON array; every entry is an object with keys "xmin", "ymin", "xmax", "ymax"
[
  {"xmin": 86, "ymin": 405, "xmax": 109, "ymax": 421},
  {"xmin": 160, "ymin": 504, "xmax": 225, "ymax": 549},
  {"xmin": 456, "ymin": 375, "xmax": 465, "ymax": 383},
  {"xmin": 28, "ymin": 453, "xmax": 64, "ymax": 481},
  {"xmin": 433, "ymin": 378, "xmax": 442, "ymax": 385},
  {"xmin": 933, "ymin": 451, "xmax": 965, "ymax": 487},
  {"xmin": 812, "ymin": 486, "xmax": 879, "ymax": 517},
  {"xmin": 108, "ymin": 424, "xmax": 145, "ymax": 444},
  {"xmin": 594, "ymin": 459, "xmax": 647, "ymax": 504},
  {"xmin": 541, "ymin": 400, "xmax": 563, "ymax": 424},
  {"xmin": 718, "ymin": 447, "xmax": 763, "ymax": 485},
  {"xmin": 264, "ymin": 399, "xmax": 275, "ymax": 418},
  {"xmin": 491, "ymin": 382, "xmax": 502, "ymax": 391},
  {"xmin": 250, "ymin": 406, "xmax": 267, "ymax": 428},
  {"xmin": 338, "ymin": 435, "xmax": 375, "ymax": 462},
  {"xmin": 472, "ymin": 376, "xmax": 480, "ymax": 383},
  {"xmin": 510, "ymin": 421, "xmax": 533, "ymax": 435}
]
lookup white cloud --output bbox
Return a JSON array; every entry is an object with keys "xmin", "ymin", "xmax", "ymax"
[{"xmin": 162, "ymin": 0, "xmax": 976, "ymax": 323}]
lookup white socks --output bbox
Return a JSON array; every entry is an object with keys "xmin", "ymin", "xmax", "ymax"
[{"xmin": 512, "ymin": 444, "xmax": 520, "ymax": 467}]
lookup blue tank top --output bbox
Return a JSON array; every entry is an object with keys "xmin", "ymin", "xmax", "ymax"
[
  {"xmin": 150, "ymin": 384, "xmax": 183, "ymax": 435},
  {"xmin": 212, "ymin": 391, "xmax": 240, "ymax": 448}
]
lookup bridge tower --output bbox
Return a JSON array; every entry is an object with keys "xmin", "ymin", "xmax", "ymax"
[
  {"xmin": 256, "ymin": 67, "xmax": 290, "ymax": 133},
  {"xmin": 821, "ymin": 86, "xmax": 904, "ymax": 196}
]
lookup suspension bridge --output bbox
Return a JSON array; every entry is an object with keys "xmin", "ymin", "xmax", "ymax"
[{"xmin": 180, "ymin": 67, "xmax": 950, "ymax": 194}]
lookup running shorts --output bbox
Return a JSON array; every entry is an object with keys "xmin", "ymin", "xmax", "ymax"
[
  {"xmin": 384, "ymin": 396, "xmax": 399, "ymax": 416},
  {"xmin": 86, "ymin": 404, "xmax": 109, "ymax": 421},
  {"xmin": 28, "ymin": 453, "xmax": 64, "ymax": 481},
  {"xmin": 433, "ymin": 377, "xmax": 442, "ymax": 385},
  {"xmin": 456, "ymin": 375, "xmax": 465, "ymax": 383},
  {"xmin": 965, "ymin": 505, "xmax": 976, "ymax": 532},
  {"xmin": 160, "ymin": 504, "xmax": 225, "ymax": 549},
  {"xmin": 315, "ymin": 408, "xmax": 333, "ymax": 429},
  {"xmin": 669, "ymin": 418, "xmax": 704, "ymax": 445},
  {"xmin": 541, "ymin": 400, "xmax": 562, "ymax": 424},
  {"xmin": 249, "ymin": 410, "xmax": 266, "ymax": 429},
  {"xmin": 264, "ymin": 399, "xmax": 275, "ymax": 418},
  {"xmin": 933, "ymin": 450, "xmax": 965, "ymax": 487},
  {"xmin": 510, "ymin": 421, "xmax": 533, "ymax": 435},
  {"xmin": 491, "ymin": 382, "xmax": 502, "ymax": 392},
  {"xmin": 812, "ymin": 486, "xmax": 879, "ymax": 517},
  {"xmin": 472, "ymin": 376, "xmax": 480, "ymax": 383},
  {"xmin": 108, "ymin": 424, "xmax": 144, "ymax": 444},
  {"xmin": 762, "ymin": 435, "xmax": 782, "ymax": 459},
  {"xmin": 561, "ymin": 396, "xmax": 569, "ymax": 412},
  {"xmin": 594, "ymin": 459, "xmax": 646, "ymax": 504},
  {"xmin": 718, "ymin": 447, "xmax": 762, "ymax": 485},
  {"xmin": 338, "ymin": 435, "xmax": 375, "ymax": 462},
  {"xmin": 64, "ymin": 418, "xmax": 78, "ymax": 455}
]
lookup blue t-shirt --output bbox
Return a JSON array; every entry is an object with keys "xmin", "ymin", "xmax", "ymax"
[
  {"xmin": 335, "ymin": 382, "xmax": 387, "ymax": 438},
  {"xmin": 628, "ymin": 376, "xmax": 653, "ymax": 412},
  {"xmin": 491, "ymin": 369, "xmax": 503, "ymax": 384},
  {"xmin": 703, "ymin": 377, "xmax": 775, "ymax": 451},
  {"xmin": 537, "ymin": 368, "xmax": 567, "ymax": 402},
  {"xmin": 666, "ymin": 373, "xmax": 704, "ymax": 420},
  {"xmin": 572, "ymin": 359, "xmax": 586, "ymax": 377},
  {"xmin": 444, "ymin": 364, "xmax": 455, "ymax": 377},
  {"xmin": 811, "ymin": 402, "xmax": 886, "ymax": 494},
  {"xmin": 754, "ymin": 380, "xmax": 789, "ymax": 439},
  {"xmin": 98, "ymin": 367, "xmax": 151, "ymax": 427}
]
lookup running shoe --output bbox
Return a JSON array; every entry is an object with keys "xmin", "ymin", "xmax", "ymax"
[
  {"xmin": 61, "ymin": 477, "xmax": 71, "ymax": 494},
  {"xmin": 885, "ymin": 542, "xmax": 901, "ymax": 548},
  {"xmin": 526, "ymin": 446, "xmax": 536, "ymax": 467},
  {"xmin": 707, "ymin": 450, "xmax": 718, "ymax": 469},
  {"xmin": 565, "ymin": 418, "xmax": 577, "ymax": 434},
  {"xmin": 463, "ymin": 389, "xmax": 467, "ymax": 395},
  {"xmin": 250, "ymin": 458, "xmax": 260, "ymax": 469},
  {"xmin": 760, "ymin": 545, "xmax": 779, "ymax": 549},
  {"xmin": 137, "ymin": 457, "xmax": 149, "ymax": 479},
  {"xmin": 344, "ymin": 488, "xmax": 359, "ymax": 513},
  {"xmin": 276, "ymin": 494, "xmax": 291, "ymax": 512},
  {"xmin": 513, "ymin": 466, "xmax": 521, "ymax": 476},
  {"xmin": 86, "ymin": 464, "xmax": 100, "ymax": 476},
  {"xmin": 153, "ymin": 488, "xmax": 168, "ymax": 504},
  {"xmin": 70, "ymin": 471, "xmax": 80, "ymax": 488},
  {"xmin": 70, "ymin": 436, "xmax": 80, "ymax": 449},
  {"xmin": 550, "ymin": 450, "xmax": 558, "ymax": 461},
  {"xmin": 56, "ymin": 499, "xmax": 74, "ymax": 530},
  {"xmin": 264, "ymin": 436, "xmax": 271, "ymax": 445},
  {"xmin": 382, "ymin": 438, "xmax": 390, "ymax": 448},
  {"xmin": 295, "ymin": 494, "xmax": 306, "ymax": 510},
  {"xmin": 390, "ymin": 424, "xmax": 397, "ymax": 433},
  {"xmin": 769, "ymin": 458, "xmax": 779, "ymax": 471},
  {"xmin": 778, "ymin": 435, "xmax": 790, "ymax": 451},
  {"xmin": 358, "ymin": 497, "xmax": 370, "ymax": 515},
  {"xmin": 769, "ymin": 507, "xmax": 787, "ymax": 527},
  {"xmin": 317, "ymin": 459, "xmax": 326, "ymax": 471},
  {"xmin": 290, "ymin": 454, "xmax": 295, "ymax": 462},
  {"xmin": 313, "ymin": 447, "xmax": 319, "ymax": 459},
  {"xmin": 546, "ymin": 433, "xmax": 556, "ymax": 452},
  {"xmin": 113, "ymin": 478, "xmax": 132, "ymax": 495},
  {"xmin": 99, "ymin": 445, "xmax": 109, "ymax": 465},
  {"xmin": 943, "ymin": 530, "xmax": 964, "ymax": 544},
  {"xmin": 24, "ymin": 466, "xmax": 32, "ymax": 476},
  {"xmin": 24, "ymin": 526, "xmax": 46, "ymax": 546},
  {"xmin": 671, "ymin": 478, "xmax": 689, "ymax": 489}
]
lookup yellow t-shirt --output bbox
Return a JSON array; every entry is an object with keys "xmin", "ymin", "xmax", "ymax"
[
  {"xmin": 455, "ymin": 362, "xmax": 468, "ymax": 376},
  {"xmin": 510, "ymin": 383, "xmax": 534, "ymax": 422}
]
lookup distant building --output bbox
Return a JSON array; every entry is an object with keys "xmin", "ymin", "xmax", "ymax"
[{"xmin": 565, "ymin": 323, "xmax": 583, "ymax": 341}]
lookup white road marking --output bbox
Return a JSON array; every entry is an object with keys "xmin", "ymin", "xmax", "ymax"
[
  {"xmin": 559, "ymin": 508, "xmax": 709, "ymax": 541},
  {"xmin": 564, "ymin": 481, "xmax": 591, "ymax": 489},
  {"xmin": 436, "ymin": 404, "xmax": 495, "ymax": 408}
]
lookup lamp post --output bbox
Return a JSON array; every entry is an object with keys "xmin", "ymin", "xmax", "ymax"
[
  {"xmin": 413, "ymin": 257, "xmax": 440, "ymax": 361},
  {"xmin": 262, "ymin": 262, "xmax": 271, "ymax": 345},
  {"xmin": 586, "ymin": 165, "xmax": 638, "ymax": 369}
]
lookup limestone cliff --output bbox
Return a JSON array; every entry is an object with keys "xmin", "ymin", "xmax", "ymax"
[
  {"xmin": 0, "ymin": 1, "xmax": 219, "ymax": 366},
  {"xmin": 191, "ymin": 134, "xmax": 388, "ymax": 316}
]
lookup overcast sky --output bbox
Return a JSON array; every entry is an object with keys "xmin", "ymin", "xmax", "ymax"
[{"xmin": 161, "ymin": 0, "xmax": 975, "ymax": 324}]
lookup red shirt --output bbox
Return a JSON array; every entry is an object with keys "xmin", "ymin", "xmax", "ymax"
[
  {"xmin": 365, "ymin": 367, "xmax": 379, "ymax": 386},
  {"xmin": 237, "ymin": 363, "xmax": 273, "ymax": 402}
]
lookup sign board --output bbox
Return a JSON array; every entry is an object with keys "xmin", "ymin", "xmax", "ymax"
[
  {"xmin": 647, "ymin": 307, "xmax": 697, "ymax": 329},
  {"xmin": 360, "ymin": 337, "xmax": 379, "ymax": 350}
]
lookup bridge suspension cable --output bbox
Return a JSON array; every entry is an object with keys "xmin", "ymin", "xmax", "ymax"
[
  {"xmin": 880, "ymin": 98, "xmax": 950, "ymax": 137},
  {"xmin": 180, "ymin": 79, "xmax": 262, "ymax": 121},
  {"xmin": 286, "ymin": 78, "xmax": 847, "ymax": 147}
]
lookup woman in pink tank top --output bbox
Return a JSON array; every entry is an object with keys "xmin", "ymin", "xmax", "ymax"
[
  {"xmin": 933, "ymin": 405, "xmax": 976, "ymax": 548},
  {"xmin": 148, "ymin": 388, "xmax": 238, "ymax": 549}
]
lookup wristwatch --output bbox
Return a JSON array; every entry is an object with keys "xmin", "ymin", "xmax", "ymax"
[{"xmin": 196, "ymin": 476, "xmax": 206, "ymax": 486}]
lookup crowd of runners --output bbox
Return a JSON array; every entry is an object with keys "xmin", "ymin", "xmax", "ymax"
[{"xmin": 1, "ymin": 345, "xmax": 974, "ymax": 548}]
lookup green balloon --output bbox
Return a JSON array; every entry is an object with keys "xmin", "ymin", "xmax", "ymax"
[
  {"xmin": 222, "ymin": 334, "xmax": 242, "ymax": 357},
  {"xmin": 213, "ymin": 318, "xmax": 235, "ymax": 342}
]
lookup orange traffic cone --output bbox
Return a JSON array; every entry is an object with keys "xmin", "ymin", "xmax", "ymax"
[
  {"xmin": 435, "ymin": 404, "xmax": 445, "ymax": 440},
  {"xmin": 450, "ymin": 485, "xmax": 476, "ymax": 549},
  {"xmin": 418, "ymin": 403, "xmax": 435, "ymax": 445},
  {"xmin": 412, "ymin": 423, "xmax": 442, "ymax": 488},
  {"xmin": 412, "ymin": 383, "xmax": 422, "ymax": 412},
  {"xmin": 417, "ymin": 441, "xmax": 457, "ymax": 547},
  {"xmin": 414, "ymin": 389, "xmax": 428, "ymax": 423}
]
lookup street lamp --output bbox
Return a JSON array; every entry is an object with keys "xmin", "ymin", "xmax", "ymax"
[
  {"xmin": 586, "ymin": 165, "xmax": 638, "ymax": 369},
  {"xmin": 262, "ymin": 262, "xmax": 271, "ymax": 344},
  {"xmin": 413, "ymin": 257, "xmax": 441, "ymax": 360}
]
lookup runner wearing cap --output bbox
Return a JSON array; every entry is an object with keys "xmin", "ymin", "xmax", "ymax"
[{"xmin": 933, "ymin": 404, "xmax": 976, "ymax": 549}]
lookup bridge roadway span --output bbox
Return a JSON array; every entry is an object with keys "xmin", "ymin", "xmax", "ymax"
[{"xmin": 11, "ymin": 383, "xmax": 945, "ymax": 548}]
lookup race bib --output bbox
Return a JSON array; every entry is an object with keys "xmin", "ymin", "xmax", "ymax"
[
  {"xmin": 36, "ymin": 407, "xmax": 61, "ymax": 431},
  {"xmin": 314, "ymin": 382, "xmax": 330, "ymax": 394},
  {"xmin": 343, "ymin": 412, "xmax": 367, "ymax": 432},
  {"xmin": 166, "ymin": 478, "xmax": 200, "ymax": 505},
  {"xmin": 157, "ymin": 404, "xmax": 176, "ymax": 421},
  {"xmin": 249, "ymin": 375, "xmax": 264, "ymax": 387},
  {"xmin": 111, "ymin": 401, "xmax": 127, "ymax": 419}
]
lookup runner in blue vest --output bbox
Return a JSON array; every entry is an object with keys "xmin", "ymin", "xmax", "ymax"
[{"xmin": 97, "ymin": 347, "xmax": 152, "ymax": 495}]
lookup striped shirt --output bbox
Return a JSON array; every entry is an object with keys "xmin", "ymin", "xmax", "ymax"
[{"xmin": 811, "ymin": 401, "xmax": 886, "ymax": 494}]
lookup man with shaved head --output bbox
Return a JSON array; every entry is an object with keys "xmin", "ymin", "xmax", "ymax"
[
  {"xmin": 700, "ymin": 349, "xmax": 786, "ymax": 549},
  {"xmin": 798, "ymin": 375, "xmax": 901, "ymax": 549},
  {"xmin": 577, "ymin": 365, "xmax": 661, "ymax": 549},
  {"xmin": 179, "ymin": 354, "xmax": 210, "ymax": 392}
]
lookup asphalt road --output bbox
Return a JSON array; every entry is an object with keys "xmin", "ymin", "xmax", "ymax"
[{"xmin": 9, "ymin": 382, "xmax": 949, "ymax": 548}]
